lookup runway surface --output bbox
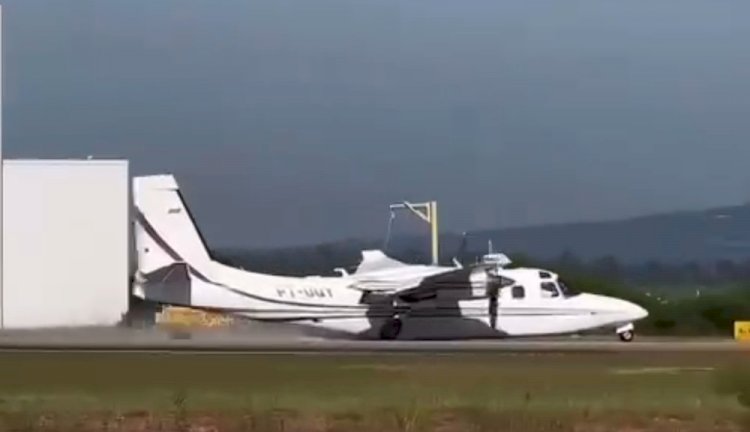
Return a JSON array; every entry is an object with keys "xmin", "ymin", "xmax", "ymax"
[{"xmin": 0, "ymin": 324, "xmax": 747, "ymax": 353}]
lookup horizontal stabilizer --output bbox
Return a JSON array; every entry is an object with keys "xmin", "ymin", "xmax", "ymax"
[
  {"xmin": 138, "ymin": 262, "xmax": 190, "ymax": 284},
  {"xmin": 134, "ymin": 262, "xmax": 191, "ymax": 306}
]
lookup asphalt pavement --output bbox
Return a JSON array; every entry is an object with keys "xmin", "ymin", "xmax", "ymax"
[{"xmin": 0, "ymin": 324, "xmax": 745, "ymax": 353}]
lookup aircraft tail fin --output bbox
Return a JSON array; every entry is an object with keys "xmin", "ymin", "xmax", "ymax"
[{"xmin": 133, "ymin": 174, "xmax": 213, "ymax": 275}]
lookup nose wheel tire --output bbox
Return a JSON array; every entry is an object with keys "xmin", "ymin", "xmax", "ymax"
[
  {"xmin": 618, "ymin": 330, "xmax": 634, "ymax": 342},
  {"xmin": 379, "ymin": 318, "xmax": 403, "ymax": 340}
]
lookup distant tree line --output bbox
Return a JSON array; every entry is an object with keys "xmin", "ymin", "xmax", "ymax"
[{"xmin": 214, "ymin": 245, "xmax": 750, "ymax": 286}]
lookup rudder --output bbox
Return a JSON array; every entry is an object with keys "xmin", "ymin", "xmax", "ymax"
[{"xmin": 133, "ymin": 174, "xmax": 213, "ymax": 275}]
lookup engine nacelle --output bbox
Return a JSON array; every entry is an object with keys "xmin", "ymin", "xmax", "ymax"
[
  {"xmin": 469, "ymin": 267, "xmax": 491, "ymax": 297},
  {"xmin": 469, "ymin": 267, "xmax": 513, "ymax": 297},
  {"xmin": 398, "ymin": 266, "xmax": 516, "ymax": 303}
]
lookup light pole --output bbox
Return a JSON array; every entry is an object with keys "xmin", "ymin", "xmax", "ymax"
[{"xmin": 388, "ymin": 201, "xmax": 439, "ymax": 265}]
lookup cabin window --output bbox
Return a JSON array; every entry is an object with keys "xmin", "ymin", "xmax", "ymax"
[
  {"xmin": 541, "ymin": 282, "xmax": 560, "ymax": 298},
  {"xmin": 511, "ymin": 285, "xmax": 525, "ymax": 299},
  {"xmin": 539, "ymin": 271, "xmax": 552, "ymax": 279}
]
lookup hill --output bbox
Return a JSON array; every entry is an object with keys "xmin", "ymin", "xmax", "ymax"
[
  {"xmin": 213, "ymin": 204, "xmax": 750, "ymax": 276},
  {"xmin": 465, "ymin": 204, "xmax": 750, "ymax": 264}
]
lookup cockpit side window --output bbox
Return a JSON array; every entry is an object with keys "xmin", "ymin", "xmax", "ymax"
[
  {"xmin": 511, "ymin": 285, "xmax": 525, "ymax": 299},
  {"xmin": 541, "ymin": 282, "xmax": 560, "ymax": 298},
  {"xmin": 557, "ymin": 278, "xmax": 579, "ymax": 297}
]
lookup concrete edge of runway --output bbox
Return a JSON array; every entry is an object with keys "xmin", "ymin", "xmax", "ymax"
[
  {"xmin": 0, "ymin": 326, "xmax": 747, "ymax": 353},
  {"xmin": 0, "ymin": 339, "xmax": 748, "ymax": 354}
]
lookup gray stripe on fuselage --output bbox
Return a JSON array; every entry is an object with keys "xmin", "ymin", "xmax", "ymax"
[{"xmin": 135, "ymin": 208, "xmax": 365, "ymax": 310}]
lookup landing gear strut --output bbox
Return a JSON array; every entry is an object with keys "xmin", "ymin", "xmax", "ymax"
[
  {"xmin": 616, "ymin": 323, "xmax": 635, "ymax": 342},
  {"xmin": 379, "ymin": 317, "xmax": 403, "ymax": 340}
]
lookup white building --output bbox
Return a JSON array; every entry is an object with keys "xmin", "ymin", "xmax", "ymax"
[{"xmin": 0, "ymin": 159, "xmax": 131, "ymax": 329}]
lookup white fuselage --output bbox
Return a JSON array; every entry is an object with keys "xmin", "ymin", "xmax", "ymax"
[
  {"xmin": 132, "ymin": 173, "xmax": 648, "ymax": 340},
  {"xmin": 135, "ymin": 261, "xmax": 648, "ymax": 339}
]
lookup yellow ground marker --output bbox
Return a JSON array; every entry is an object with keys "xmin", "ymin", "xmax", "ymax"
[{"xmin": 734, "ymin": 321, "xmax": 750, "ymax": 341}]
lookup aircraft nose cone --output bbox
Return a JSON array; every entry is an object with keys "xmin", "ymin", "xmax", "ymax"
[{"xmin": 628, "ymin": 302, "xmax": 649, "ymax": 321}]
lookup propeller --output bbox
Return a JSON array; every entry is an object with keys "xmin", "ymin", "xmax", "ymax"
[
  {"xmin": 484, "ymin": 267, "xmax": 513, "ymax": 331},
  {"xmin": 489, "ymin": 292, "xmax": 498, "ymax": 330}
]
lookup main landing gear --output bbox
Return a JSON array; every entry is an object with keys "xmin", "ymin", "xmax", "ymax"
[
  {"xmin": 379, "ymin": 317, "xmax": 403, "ymax": 340},
  {"xmin": 616, "ymin": 323, "xmax": 635, "ymax": 342}
]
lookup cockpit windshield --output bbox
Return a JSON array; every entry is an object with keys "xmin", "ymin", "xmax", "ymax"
[
  {"xmin": 557, "ymin": 278, "xmax": 579, "ymax": 297},
  {"xmin": 540, "ymin": 282, "xmax": 559, "ymax": 298}
]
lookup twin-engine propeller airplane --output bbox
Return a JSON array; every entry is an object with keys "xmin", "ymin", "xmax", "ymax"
[{"xmin": 132, "ymin": 174, "xmax": 648, "ymax": 341}]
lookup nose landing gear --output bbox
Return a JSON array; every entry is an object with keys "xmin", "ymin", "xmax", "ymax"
[{"xmin": 616, "ymin": 323, "xmax": 635, "ymax": 342}]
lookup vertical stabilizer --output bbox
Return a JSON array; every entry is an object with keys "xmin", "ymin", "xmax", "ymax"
[{"xmin": 133, "ymin": 175, "xmax": 212, "ymax": 274}]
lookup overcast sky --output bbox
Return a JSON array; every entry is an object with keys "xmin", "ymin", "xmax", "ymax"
[{"xmin": 3, "ymin": 0, "xmax": 750, "ymax": 248}]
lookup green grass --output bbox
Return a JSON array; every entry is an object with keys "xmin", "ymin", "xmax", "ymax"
[{"xmin": 0, "ymin": 351, "xmax": 747, "ymax": 430}]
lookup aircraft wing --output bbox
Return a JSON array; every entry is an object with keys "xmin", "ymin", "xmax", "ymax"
[
  {"xmin": 349, "ymin": 257, "xmax": 515, "ymax": 302},
  {"xmin": 392, "ymin": 266, "xmax": 509, "ymax": 302},
  {"xmin": 349, "ymin": 268, "xmax": 455, "ymax": 292},
  {"xmin": 346, "ymin": 249, "xmax": 460, "ymax": 292},
  {"xmin": 345, "ymin": 249, "xmax": 516, "ymax": 299},
  {"xmin": 353, "ymin": 250, "xmax": 412, "ymax": 274}
]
